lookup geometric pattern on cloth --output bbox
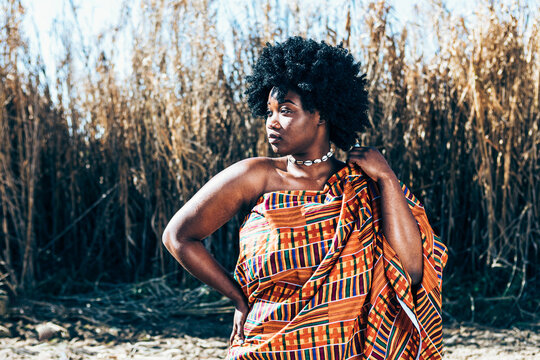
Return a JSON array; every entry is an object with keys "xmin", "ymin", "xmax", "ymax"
[{"xmin": 228, "ymin": 165, "xmax": 448, "ymax": 360}]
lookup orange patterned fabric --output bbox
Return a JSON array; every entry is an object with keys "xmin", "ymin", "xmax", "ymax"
[{"xmin": 228, "ymin": 165, "xmax": 448, "ymax": 359}]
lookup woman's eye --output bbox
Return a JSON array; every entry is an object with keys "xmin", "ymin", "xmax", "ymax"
[
  {"xmin": 280, "ymin": 108, "xmax": 292, "ymax": 114},
  {"xmin": 266, "ymin": 110, "xmax": 272, "ymax": 117}
]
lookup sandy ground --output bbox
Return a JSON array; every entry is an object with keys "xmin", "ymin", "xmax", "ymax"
[{"xmin": 0, "ymin": 317, "xmax": 538, "ymax": 360}]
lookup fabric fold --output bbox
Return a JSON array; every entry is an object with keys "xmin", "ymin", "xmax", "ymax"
[{"xmin": 228, "ymin": 165, "xmax": 447, "ymax": 360}]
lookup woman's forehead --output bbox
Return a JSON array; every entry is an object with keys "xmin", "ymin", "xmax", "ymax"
[{"xmin": 267, "ymin": 87, "xmax": 301, "ymax": 104}]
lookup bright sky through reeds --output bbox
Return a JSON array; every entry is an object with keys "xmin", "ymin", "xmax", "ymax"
[{"xmin": 23, "ymin": 0, "xmax": 536, "ymax": 103}]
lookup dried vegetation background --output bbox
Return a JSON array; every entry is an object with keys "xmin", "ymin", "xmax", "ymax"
[{"xmin": 0, "ymin": 0, "xmax": 538, "ymax": 331}]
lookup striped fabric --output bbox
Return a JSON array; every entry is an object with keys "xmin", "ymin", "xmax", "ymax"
[{"xmin": 228, "ymin": 165, "xmax": 448, "ymax": 360}]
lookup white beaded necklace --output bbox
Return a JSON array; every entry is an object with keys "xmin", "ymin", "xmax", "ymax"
[{"xmin": 288, "ymin": 147, "xmax": 334, "ymax": 166}]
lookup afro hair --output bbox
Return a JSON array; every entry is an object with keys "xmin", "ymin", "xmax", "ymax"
[{"xmin": 245, "ymin": 37, "xmax": 369, "ymax": 150}]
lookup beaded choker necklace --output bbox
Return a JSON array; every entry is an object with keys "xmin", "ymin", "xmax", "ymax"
[{"xmin": 288, "ymin": 148, "xmax": 334, "ymax": 166}]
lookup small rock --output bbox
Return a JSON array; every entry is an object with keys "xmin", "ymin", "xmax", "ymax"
[
  {"xmin": 35, "ymin": 322, "xmax": 68, "ymax": 341},
  {"xmin": 0, "ymin": 291, "xmax": 8, "ymax": 316},
  {"xmin": 200, "ymin": 339, "xmax": 228, "ymax": 349},
  {"xmin": 0, "ymin": 324, "xmax": 11, "ymax": 337}
]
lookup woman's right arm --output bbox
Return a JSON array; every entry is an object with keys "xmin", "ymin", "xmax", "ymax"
[{"xmin": 161, "ymin": 158, "xmax": 268, "ymax": 343}]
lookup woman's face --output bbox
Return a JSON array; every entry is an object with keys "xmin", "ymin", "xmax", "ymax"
[{"xmin": 265, "ymin": 88, "xmax": 322, "ymax": 156}]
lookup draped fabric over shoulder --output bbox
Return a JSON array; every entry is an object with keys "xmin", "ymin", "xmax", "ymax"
[{"xmin": 228, "ymin": 165, "xmax": 448, "ymax": 360}]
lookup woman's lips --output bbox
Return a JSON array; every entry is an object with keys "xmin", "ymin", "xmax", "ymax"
[{"xmin": 268, "ymin": 133, "xmax": 281, "ymax": 144}]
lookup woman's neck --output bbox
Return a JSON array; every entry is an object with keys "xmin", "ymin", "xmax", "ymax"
[{"xmin": 285, "ymin": 157, "xmax": 344, "ymax": 189}]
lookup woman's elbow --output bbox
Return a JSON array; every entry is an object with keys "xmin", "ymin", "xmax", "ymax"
[
  {"xmin": 162, "ymin": 226, "xmax": 179, "ymax": 253},
  {"xmin": 162, "ymin": 226, "xmax": 193, "ymax": 257}
]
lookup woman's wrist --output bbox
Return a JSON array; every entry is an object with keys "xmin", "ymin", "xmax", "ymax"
[
  {"xmin": 229, "ymin": 288, "xmax": 248, "ymax": 309},
  {"xmin": 376, "ymin": 169, "xmax": 397, "ymax": 184},
  {"xmin": 232, "ymin": 295, "xmax": 248, "ymax": 311}
]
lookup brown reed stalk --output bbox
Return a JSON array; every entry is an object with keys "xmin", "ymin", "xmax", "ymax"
[{"xmin": 0, "ymin": 0, "xmax": 537, "ymax": 323}]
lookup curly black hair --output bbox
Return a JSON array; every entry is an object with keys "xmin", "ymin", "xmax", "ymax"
[{"xmin": 245, "ymin": 36, "xmax": 369, "ymax": 150}]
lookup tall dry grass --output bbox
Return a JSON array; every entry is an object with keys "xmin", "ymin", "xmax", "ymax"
[
  {"xmin": 355, "ymin": 1, "xmax": 539, "ymax": 323},
  {"xmin": 0, "ymin": 0, "xmax": 538, "ymax": 325}
]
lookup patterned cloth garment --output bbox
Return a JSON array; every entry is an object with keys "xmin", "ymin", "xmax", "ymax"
[{"xmin": 228, "ymin": 165, "xmax": 448, "ymax": 360}]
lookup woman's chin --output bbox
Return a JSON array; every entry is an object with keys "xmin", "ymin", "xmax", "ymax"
[
  {"xmin": 269, "ymin": 141, "xmax": 295, "ymax": 157},
  {"xmin": 269, "ymin": 143, "xmax": 283, "ymax": 155}
]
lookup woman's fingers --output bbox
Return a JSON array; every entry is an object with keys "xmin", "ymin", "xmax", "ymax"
[
  {"xmin": 229, "ymin": 323, "xmax": 237, "ymax": 345},
  {"xmin": 347, "ymin": 146, "xmax": 368, "ymax": 160},
  {"xmin": 229, "ymin": 305, "xmax": 248, "ymax": 346},
  {"xmin": 346, "ymin": 146, "xmax": 393, "ymax": 182},
  {"xmin": 234, "ymin": 307, "xmax": 247, "ymax": 342},
  {"xmin": 235, "ymin": 316, "xmax": 245, "ymax": 343},
  {"xmin": 346, "ymin": 146, "xmax": 368, "ymax": 168}
]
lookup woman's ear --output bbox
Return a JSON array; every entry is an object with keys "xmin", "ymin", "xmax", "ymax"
[{"xmin": 314, "ymin": 111, "xmax": 325, "ymax": 125}]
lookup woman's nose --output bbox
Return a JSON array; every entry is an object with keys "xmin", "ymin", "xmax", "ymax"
[{"xmin": 266, "ymin": 113, "xmax": 281, "ymax": 129}]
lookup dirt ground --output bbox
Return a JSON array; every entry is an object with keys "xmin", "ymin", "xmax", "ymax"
[{"xmin": 0, "ymin": 315, "xmax": 538, "ymax": 360}]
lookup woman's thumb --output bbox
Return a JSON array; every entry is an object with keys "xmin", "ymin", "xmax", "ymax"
[{"xmin": 236, "ymin": 319, "xmax": 245, "ymax": 343}]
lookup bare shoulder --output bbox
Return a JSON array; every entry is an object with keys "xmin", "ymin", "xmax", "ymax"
[
  {"xmin": 205, "ymin": 157, "xmax": 286, "ymax": 205},
  {"xmin": 163, "ymin": 157, "xmax": 281, "ymax": 241},
  {"xmin": 228, "ymin": 156, "xmax": 276, "ymax": 175},
  {"xmin": 231, "ymin": 157, "xmax": 287, "ymax": 193}
]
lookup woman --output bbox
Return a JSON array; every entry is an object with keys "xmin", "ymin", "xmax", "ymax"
[{"xmin": 162, "ymin": 37, "xmax": 447, "ymax": 359}]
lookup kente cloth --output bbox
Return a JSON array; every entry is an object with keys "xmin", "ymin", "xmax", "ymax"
[{"xmin": 227, "ymin": 165, "xmax": 448, "ymax": 360}]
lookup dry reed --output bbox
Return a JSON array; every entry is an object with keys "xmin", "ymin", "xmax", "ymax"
[{"xmin": 0, "ymin": 0, "xmax": 538, "ymax": 325}]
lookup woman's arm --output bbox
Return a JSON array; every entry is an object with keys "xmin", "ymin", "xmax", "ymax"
[
  {"xmin": 162, "ymin": 158, "xmax": 268, "ymax": 342},
  {"xmin": 347, "ymin": 147, "xmax": 423, "ymax": 284}
]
